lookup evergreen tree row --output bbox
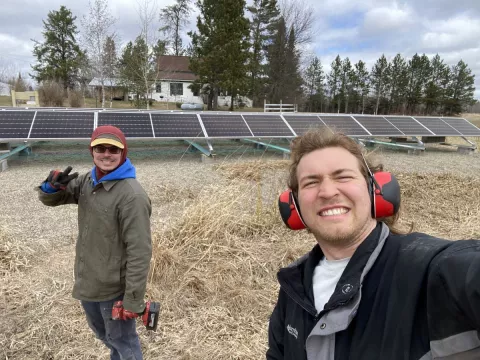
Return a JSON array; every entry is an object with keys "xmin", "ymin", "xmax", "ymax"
[{"xmin": 304, "ymin": 53, "xmax": 476, "ymax": 116}]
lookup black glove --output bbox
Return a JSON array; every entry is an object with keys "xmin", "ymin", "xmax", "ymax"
[{"xmin": 46, "ymin": 166, "xmax": 79, "ymax": 190}]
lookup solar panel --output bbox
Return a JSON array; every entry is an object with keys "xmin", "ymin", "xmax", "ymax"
[
  {"xmin": 242, "ymin": 115, "xmax": 295, "ymax": 137},
  {"xmin": 0, "ymin": 111, "xmax": 34, "ymax": 139},
  {"xmin": 199, "ymin": 115, "xmax": 252, "ymax": 137},
  {"xmin": 29, "ymin": 112, "xmax": 94, "ymax": 138},
  {"xmin": 384, "ymin": 117, "xmax": 433, "ymax": 136},
  {"xmin": 319, "ymin": 116, "xmax": 370, "ymax": 136},
  {"xmin": 151, "ymin": 114, "xmax": 204, "ymax": 138},
  {"xmin": 98, "ymin": 112, "xmax": 153, "ymax": 137},
  {"xmin": 351, "ymin": 116, "xmax": 404, "ymax": 136},
  {"xmin": 282, "ymin": 115, "xmax": 327, "ymax": 135},
  {"xmin": 413, "ymin": 117, "xmax": 461, "ymax": 136},
  {"xmin": 441, "ymin": 117, "xmax": 480, "ymax": 136}
]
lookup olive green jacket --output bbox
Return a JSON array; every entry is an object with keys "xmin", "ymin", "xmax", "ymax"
[{"xmin": 37, "ymin": 172, "xmax": 152, "ymax": 313}]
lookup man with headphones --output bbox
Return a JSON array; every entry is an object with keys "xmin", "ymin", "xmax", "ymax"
[{"xmin": 267, "ymin": 128, "xmax": 480, "ymax": 360}]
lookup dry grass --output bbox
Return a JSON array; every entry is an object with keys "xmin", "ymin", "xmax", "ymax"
[
  {"xmin": 214, "ymin": 160, "xmax": 289, "ymax": 182},
  {"xmin": 0, "ymin": 228, "xmax": 31, "ymax": 276},
  {"xmin": 1, "ymin": 152, "xmax": 480, "ymax": 359}
]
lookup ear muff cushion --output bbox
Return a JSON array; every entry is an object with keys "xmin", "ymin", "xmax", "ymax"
[
  {"xmin": 372, "ymin": 172, "xmax": 401, "ymax": 218},
  {"xmin": 278, "ymin": 190, "xmax": 306, "ymax": 230}
]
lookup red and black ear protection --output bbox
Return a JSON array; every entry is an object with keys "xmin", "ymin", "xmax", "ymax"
[{"xmin": 278, "ymin": 166, "xmax": 401, "ymax": 230}]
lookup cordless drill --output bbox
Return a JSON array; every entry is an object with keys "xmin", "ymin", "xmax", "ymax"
[{"xmin": 112, "ymin": 300, "xmax": 160, "ymax": 331}]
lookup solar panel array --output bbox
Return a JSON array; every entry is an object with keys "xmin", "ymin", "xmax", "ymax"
[{"xmin": 1, "ymin": 110, "xmax": 480, "ymax": 140}]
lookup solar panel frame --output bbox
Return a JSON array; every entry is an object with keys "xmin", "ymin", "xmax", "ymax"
[
  {"xmin": 383, "ymin": 116, "xmax": 434, "ymax": 136},
  {"xmin": 441, "ymin": 117, "xmax": 480, "ymax": 136},
  {"xmin": 29, "ymin": 111, "xmax": 95, "ymax": 139},
  {"xmin": 242, "ymin": 115, "xmax": 296, "ymax": 137},
  {"xmin": 97, "ymin": 112, "xmax": 154, "ymax": 138},
  {"xmin": 352, "ymin": 116, "xmax": 404, "ymax": 136},
  {"xmin": 199, "ymin": 114, "xmax": 253, "ymax": 138},
  {"xmin": 281, "ymin": 115, "xmax": 328, "ymax": 136},
  {"xmin": 413, "ymin": 117, "xmax": 462, "ymax": 136},
  {"xmin": 319, "ymin": 115, "xmax": 371, "ymax": 136},
  {"xmin": 151, "ymin": 113, "xmax": 205, "ymax": 138},
  {"xmin": 0, "ymin": 110, "xmax": 35, "ymax": 139}
]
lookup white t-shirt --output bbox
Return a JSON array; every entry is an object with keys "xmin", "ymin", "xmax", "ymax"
[{"xmin": 312, "ymin": 256, "xmax": 351, "ymax": 314}]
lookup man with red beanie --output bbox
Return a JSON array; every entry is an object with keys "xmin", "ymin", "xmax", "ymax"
[{"xmin": 37, "ymin": 125, "xmax": 152, "ymax": 360}]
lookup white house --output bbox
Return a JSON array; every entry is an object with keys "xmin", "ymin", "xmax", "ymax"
[
  {"xmin": 152, "ymin": 55, "xmax": 203, "ymax": 104},
  {"xmin": 153, "ymin": 56, "xmax": 252, "ymax": 108}
]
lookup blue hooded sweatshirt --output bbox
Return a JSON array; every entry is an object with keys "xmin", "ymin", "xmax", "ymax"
[{"xmin": 41, "ymin": 158, "xmax": 136, "ymax": 193}]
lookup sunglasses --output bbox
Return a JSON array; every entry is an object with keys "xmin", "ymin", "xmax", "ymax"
[{"xmin": 93, "ymin": 145, "xmax": 122, "ymax": 154}]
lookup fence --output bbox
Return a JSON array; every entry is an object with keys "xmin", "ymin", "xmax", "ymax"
[{"xmin": 264, "ymin": 100, "xmax": 298, "ymax": 113}]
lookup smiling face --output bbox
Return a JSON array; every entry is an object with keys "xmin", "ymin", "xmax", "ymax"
[
  {"xmin": 296, "ymin": 146, "xmax": 377, "ymax": 247},
  {"xmin": 92, "ymin": 145, "xmax": 123, "ymax": 174}
]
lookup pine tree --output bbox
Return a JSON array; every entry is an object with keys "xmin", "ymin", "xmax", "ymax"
[
  {"xmin": 354, "ymin": 60, "xmax": 369, "ymax": 114},
  {"xmin": 284, "ymin": 26, "xmax": 303, "ymax": 104},
  {"xmin": 386, "ymin": 54, "xmax": 408, "ymax": 114},
  {"xmin": 304, "ymin": 56, "xmax": 325, "ymax": 112},
  {"xmin": 405, "ymin": 53, "xmax": 431, "ymax": 114},
  {"xmin": 370, "ymin": 54, "xmax": 388, "ymax": 115},
  {"xmin": 265, "ymin": 17, "xmax": 287, "ymax": 104},
  {"xmin": 444, "ymin": 60, "xmax": 476, "ymax": 115},
  {"xmin": 160, "ymin": 0, "xmax": 192, "ymax": 56},
  {"xmin": 31, "ymin": 6, "xmax": 85, "ymax": 92},
  {"xmin": 247, "ymin": 0, "xmax": 280, "ymax": 107},
  {"xmin": 118, "ymin": 37, "xmax": 151, "ymax": 108},
  {"xmin": 328, "ymin": 55, "xmax": 342, "ymax": 113},
  {"xmin": 189, "ymin": 0, "xmax": 250, "ymax": 110},
  {"xmin": 424, "ymin": 54, "xmax": 449, "ymax": 115}
]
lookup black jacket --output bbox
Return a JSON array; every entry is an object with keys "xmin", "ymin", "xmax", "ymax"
[{"xmin": 266, "ymin": 222, "xmax": 480, "ymax": 359}]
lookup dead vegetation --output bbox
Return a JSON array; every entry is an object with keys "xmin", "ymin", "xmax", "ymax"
[{"xmin": 1, "ymin": 154, "xmax": 480, "ymax": 359}]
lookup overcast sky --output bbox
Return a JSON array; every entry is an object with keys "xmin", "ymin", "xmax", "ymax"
[{"xmin": 1, "ymin": 0, "xmax": 479, "ymax": 99}]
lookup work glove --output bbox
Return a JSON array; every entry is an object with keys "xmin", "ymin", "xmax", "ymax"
[
  {"xmin": 45, "ymin": 166, "xmax": 79, "ymax": 191},
  {"xmin": 111, "ymin": 300, "xmax": 145, "ymax": 320}
]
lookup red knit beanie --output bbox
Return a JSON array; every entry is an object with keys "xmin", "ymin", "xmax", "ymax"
[{"xmin": 90, "ymin": 126, "xmax": 128, "ymax": 180}]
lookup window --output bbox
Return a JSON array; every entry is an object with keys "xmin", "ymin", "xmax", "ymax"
[
  {"xmin": 155, "ymin": 82, "xmax": 162, "ymax": 93},
  {"xmin": 170, "ymin": 82, "xmax": 183, "ymax": 96}
]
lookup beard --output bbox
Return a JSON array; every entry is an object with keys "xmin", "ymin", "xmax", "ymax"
[{"xmin": 310, "ymin": 215, "xmax": 376, "ymax": 248}]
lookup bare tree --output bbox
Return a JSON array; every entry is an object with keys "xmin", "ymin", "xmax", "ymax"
[
  {"xmin": 0, "ymin": 57, "xmax": 18, "ymax": 84},
  {"xmin": 81, "ymin": 0, "xmax": 116, "ymax": 108},
  {"xmin": 135, "ymin": 0, "xmax": 165, "ymax": 110},
  {"xmin": 160, "ymin": 0, "xmax": 192, "ymax": 56},
  {"xmin": 278, "ymin": 0, "xmax": 314, "ymax": 46}
]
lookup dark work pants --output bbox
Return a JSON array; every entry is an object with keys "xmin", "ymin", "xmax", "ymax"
[{"xmin": 81, "ymin": 294, "xmax": 143, "ymax": 360}]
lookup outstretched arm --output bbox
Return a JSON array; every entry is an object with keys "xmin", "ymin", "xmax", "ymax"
[{"xmin": 427, "ymin": 240, "xmax": 480, "ymax": 353}]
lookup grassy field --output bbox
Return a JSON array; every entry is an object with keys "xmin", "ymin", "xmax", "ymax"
[{"xmin": 1, "ymin": 143, "xmax": 480, "ymax": 359}]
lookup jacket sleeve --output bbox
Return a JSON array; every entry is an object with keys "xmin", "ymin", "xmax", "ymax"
[
  {"xmin": 36, "ymin": 173, "xmax": 85, "ymax": 206},
  {"xmin": 118, "ymin": 192, "xmax": 152, "ymax": 313},
  {"xmin": 427, "ymin": 240, "xmax": 480, "ymax": 341},
  {"xmin": 266, "ymin": 289, "xmax": 286, "ymax": 360}
]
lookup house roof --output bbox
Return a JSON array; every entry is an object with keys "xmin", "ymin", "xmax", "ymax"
[{"xmin": 157, "ymin": 56, "xmax": 198, "ymax": 82}]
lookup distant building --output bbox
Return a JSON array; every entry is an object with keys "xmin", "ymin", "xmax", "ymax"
[
  {"xmin": 152, "ymin": 55, "xmax": 202, "ymax": 104},
  {"xmin": 88, "ymin": 77, "xmax": 127, "ymax": 100},
  {"xmin": 153, "ymin": 56, "xmax": 252, "ymax": 107}
]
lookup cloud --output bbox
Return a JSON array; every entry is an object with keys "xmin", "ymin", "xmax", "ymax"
[
  {"xmin": 421, "ymin": 14, "xmax": 480, "ymax": 52},
  {"xmin": 361, "ymin": 4, "xmax": 416, "ymax": 36},
  {"xmin": 0, "ymin": 0, "xmax": 478, "ymax": 99}
]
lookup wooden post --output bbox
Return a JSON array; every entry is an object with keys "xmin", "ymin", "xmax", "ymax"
[{"xmin": 11, "ymin": 90, "xmax": 16, "ymax": 107}]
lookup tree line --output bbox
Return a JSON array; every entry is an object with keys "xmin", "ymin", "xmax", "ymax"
[
  {"xmin": 304, "ymin": 53, "xmax": 476, "ymax": 116},
  {"xmin": 28, "ymin": 0, "xmax": 476, "ymax": 114}
]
